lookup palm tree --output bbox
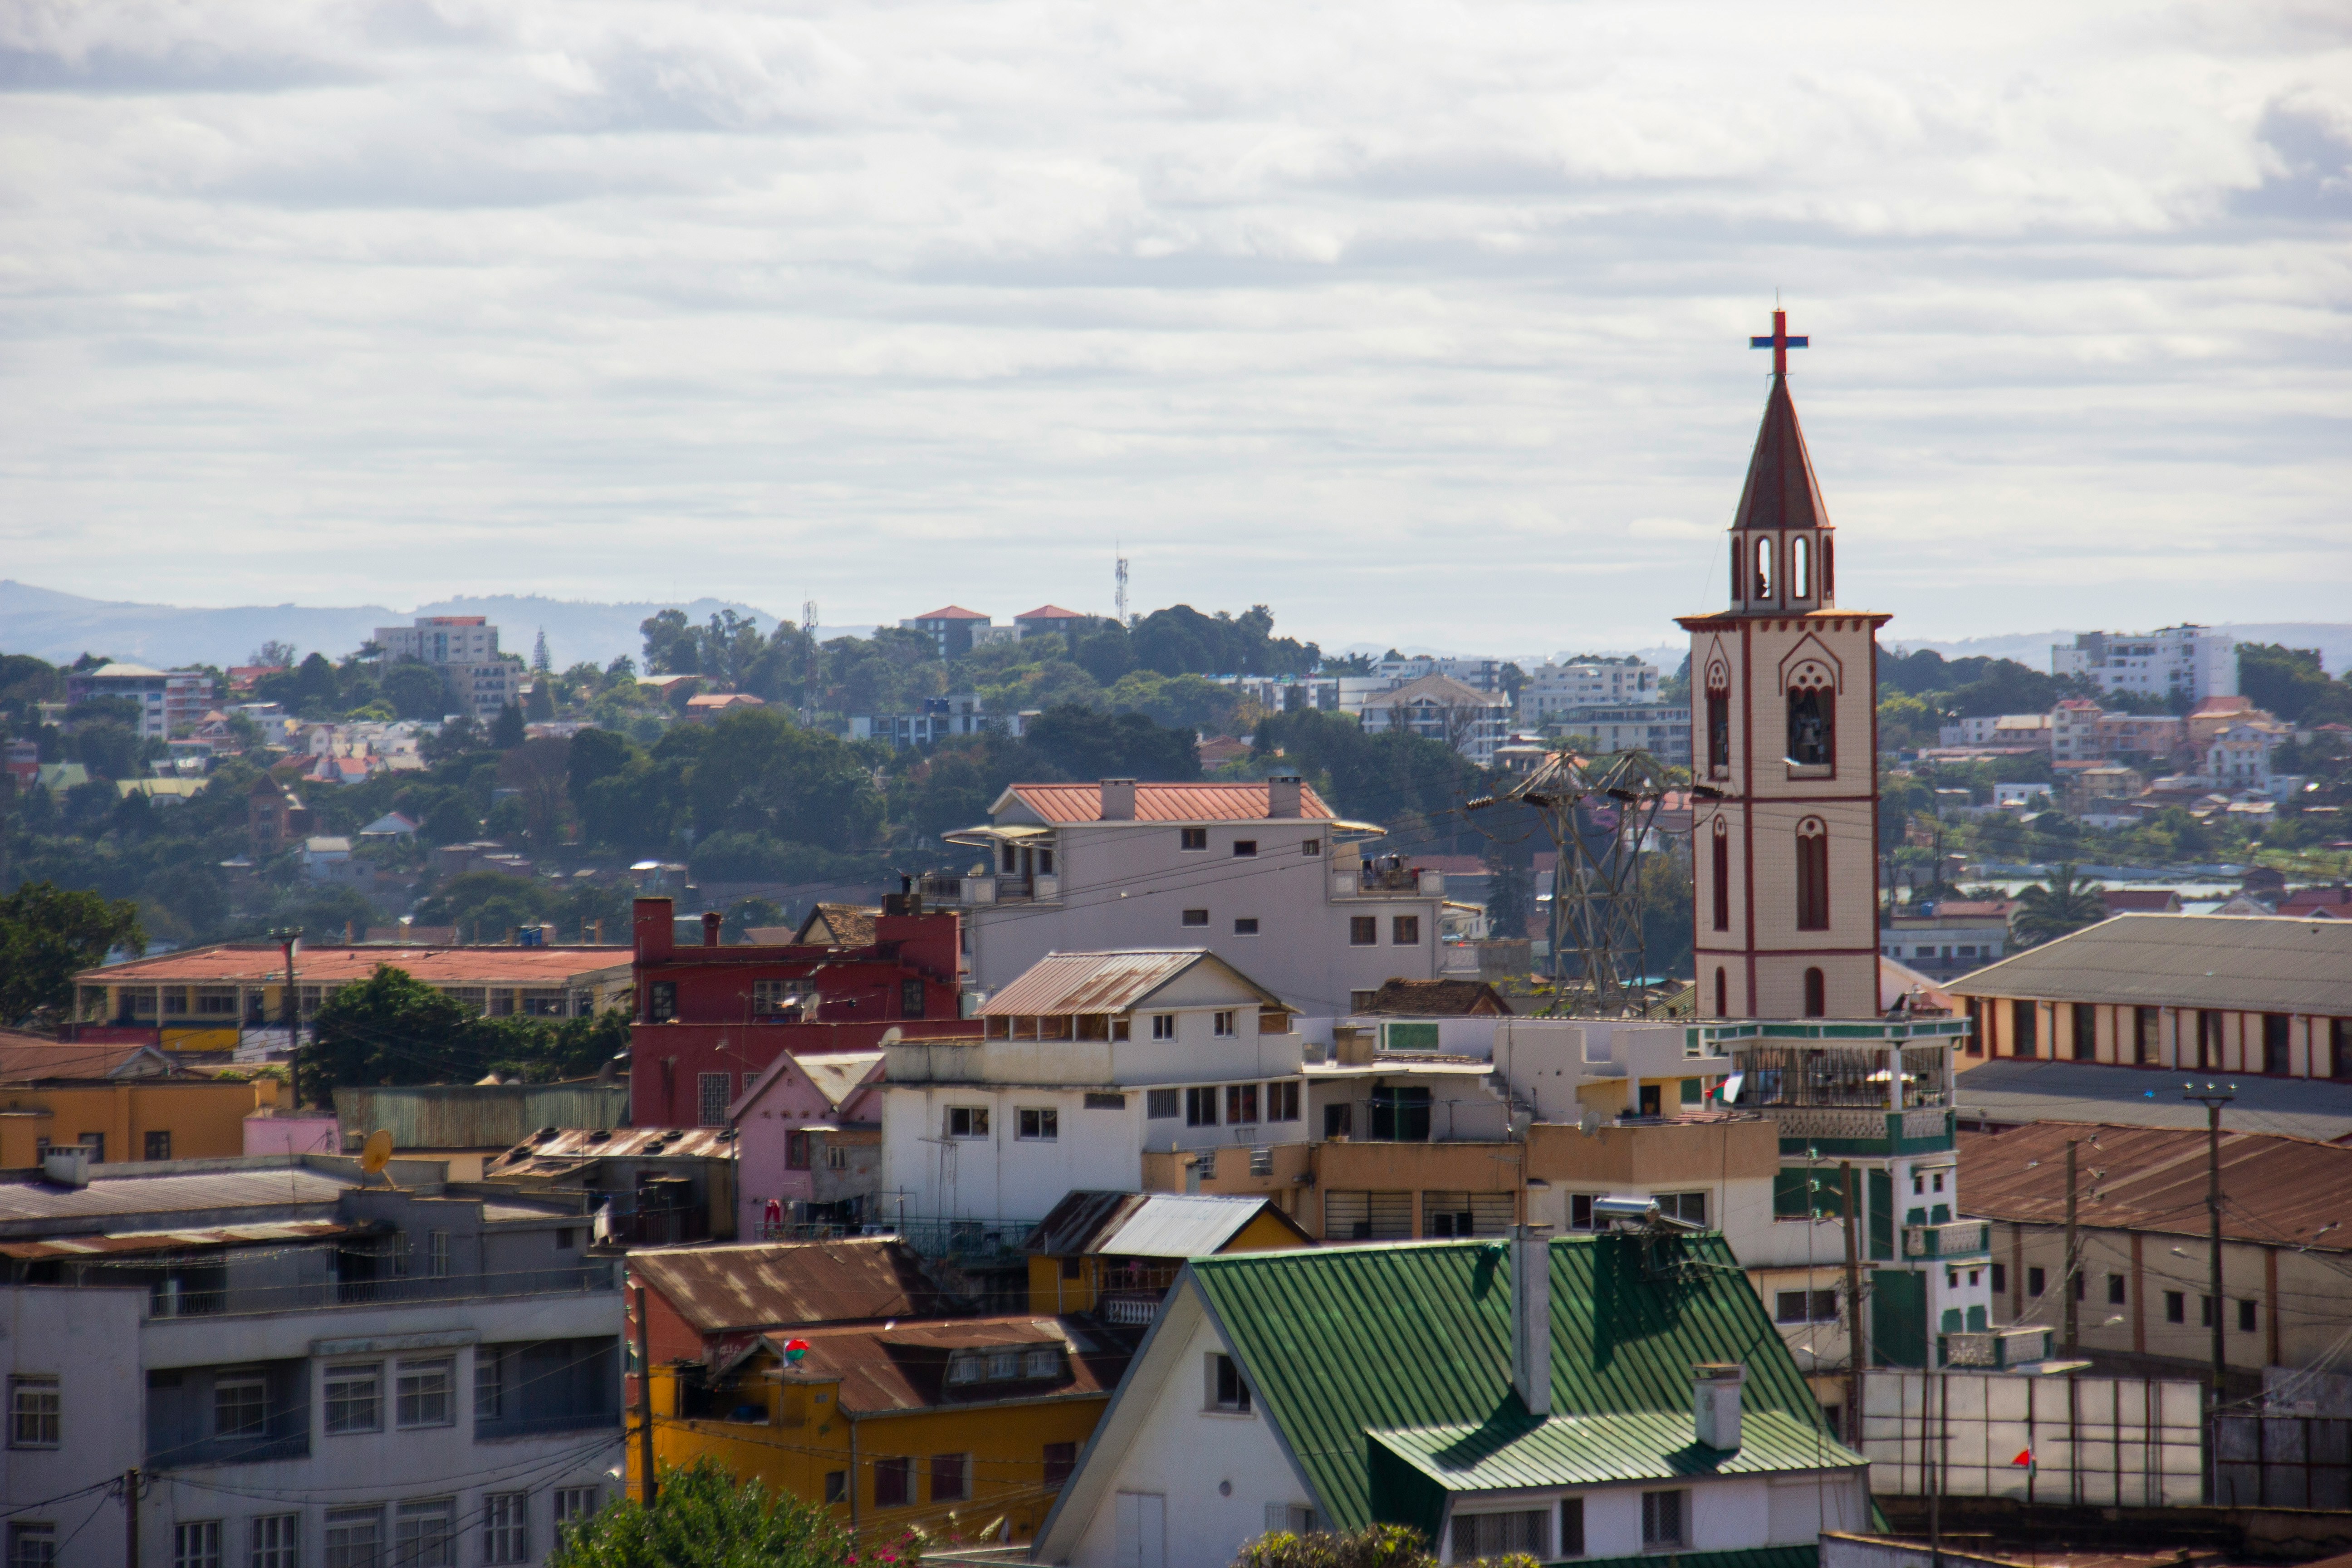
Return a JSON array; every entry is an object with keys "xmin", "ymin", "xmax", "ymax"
[{"xmin": 2013, "ymin": 863, "xmax": 2109, "ymax": 946}]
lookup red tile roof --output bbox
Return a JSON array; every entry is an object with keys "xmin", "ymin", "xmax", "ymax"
[
  {"xmin": 80, "ymin": 944, "xmax": 630, "ymax": 985},
  {"xmin": 1007, "ymin": 780, "xmax": 1334, "ymax": 823},
  {"xmin": 1014, "ymin": 605, "xmax": 1087, "ymax": 621},
  {"xmin": 911, "ymin": 606, "xmax": 990, "ymax": 621}
]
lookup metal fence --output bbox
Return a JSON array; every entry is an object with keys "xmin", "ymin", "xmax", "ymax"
[
  {"xmin": 2213, "ymin": 1415, "xmax": 2352, "ymax": 1509},
  {"xmin": 1860, "ymin": 1370, "xmax": 2205, "ymax": 1506}
]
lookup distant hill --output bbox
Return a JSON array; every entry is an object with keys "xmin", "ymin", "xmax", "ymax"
[
  {"xmin": 0, "ymin": 581, "xmax": 784, "ymax": 671},
  {"xmin": 1892, "ymin": 625, "xmax": 2352, "ymax": 677}
]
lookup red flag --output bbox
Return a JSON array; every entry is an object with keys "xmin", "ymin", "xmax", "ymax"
[{"xmin": 2011, "ymin": 1448, "xmax": 2034, "ymax": 1468}]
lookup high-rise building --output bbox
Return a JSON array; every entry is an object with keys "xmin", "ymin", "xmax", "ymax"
[
  {"xmin": 2053, "ymin": 625, "xmax": 2236, "ymax": 701},
  {"xmin": 371, "ymin": 616, "xmax": 521, "ymax": 721}
]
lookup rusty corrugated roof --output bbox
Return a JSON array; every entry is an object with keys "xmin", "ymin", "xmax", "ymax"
[
  {"xmin": 81, "ymin": 944, "xmax": 630, "ymax": 985},
  {"xmin": 977, "ymin": 950, "xmax": 1284, "ymax": 1016},
  {"xmin": 0, "ymin": 1218, "xmax": 357, "ymax": 1260},
  {"xmin": 485, "ymin": 1126, "xmax": 735, "ymax": 1176},
  {"xmin": 629, "ymin": 1237, "xmax": 959, "ymax": 1335},
  {"xmin": 1362, "ymin": 979, "xmax": 1510, "ymax": 1017},
  {"xmin": 1730, "ymin": 373, "xmax": 1830, "ymax": 530},
  {"xmin": 1005, "ymin": 781, "xmax": 1335, "ymax": 823},
  {"xmin": 0, "ymin": 1036, "xmax": 180, "ymax": 1082},
  {"xmin": 792, "ymin": 903, "xmax": 879, "ymax": 946},
  {"xmin": 761, "ymin": 1314, "xmax": 1131, "ymax": 1416},
  {"xmin": 1960, "ymin": 1121, "xmax": 2352, "ymax": 1251}
]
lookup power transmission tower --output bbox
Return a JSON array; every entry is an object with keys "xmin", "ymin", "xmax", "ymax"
[{"xmin": 1472, "ymin": 747, "xmax": 1675, "ymax": 1016}]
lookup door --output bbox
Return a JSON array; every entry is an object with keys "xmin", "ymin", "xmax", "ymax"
[{"xmin": 1115, "ymin": 1492, "xmax": 1165, "ymax": 1568}]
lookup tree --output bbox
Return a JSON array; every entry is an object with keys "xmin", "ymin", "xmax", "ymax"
[
  {"xmin": 490, "ymin": 703, "xmax": 527, "ymax": 749},
  {"xmin": 686, "ymin": 709, "xmax": 886, "ymax": 847},
  {"xmin": 547, "ymin": 1456, "xmax": 908, "ymax": 1568},
  {"xmin": 2013, "ymin": 864, "xmax": 2109, "ymax": 946},
  {"xmin": 249, "ymin": 640, "xmax": 298, "ymax": 668},
  {"xmin": 0, "ymin": 882, "xmax": 144, "ymax": 1027},
  {"xmin": 1024, "ymin": 705, "xmax": 1200, "ymax": 781},
  {"xmin": 2239, "ymin": 643, "xmax": 2349, "ymax": 725},
  {"xmin": 1235, "ymin": 1524, "xmax": 1531, "ymax": 1568},
  {"xmin": 532, "ymin": 629, "xmax": 553, "ymax": 674},
  {"xmin": 380, "ymin": 660, "xmax": 451, "ymax": 721}
]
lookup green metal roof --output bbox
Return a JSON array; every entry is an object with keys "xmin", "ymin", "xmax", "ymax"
[
  {"xmin": 1187, "ymin": 1234, "xmax": 1834, "ymax": 1533},
  {"xmin": 1371, "ymin": 1407, "xmax": 1864, "ymax": 1492}
]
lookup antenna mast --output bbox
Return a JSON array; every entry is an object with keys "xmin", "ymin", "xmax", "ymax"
[
  {"xmin": 1114, "ymin": 547, "xmax": 1130, "ymax": 627},
  {"xmin": 800, "ymin": 598, "xmax": 819, "ymax": 722}
]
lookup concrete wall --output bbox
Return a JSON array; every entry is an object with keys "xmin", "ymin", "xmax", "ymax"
[
  {"xmin": 0, "ymin": 1078, "xmax": 264, "ymax": 1168},
  {"xmin": 333, "ymin": 1082, "xmax": 627, "ymax": 1153},
  {"xmin": 1960, "ymin": 995, "xmax": 2339, "ymax": 1081}
]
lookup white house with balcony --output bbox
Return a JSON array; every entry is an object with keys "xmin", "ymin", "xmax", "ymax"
[
  {"xmin": 879, "ymin": 950, "xmax": 1311, "ymax": 1227},
  {"xmin": 938, "ymin": 779, "xmax": 1445, "ymax": 1018},
  {"xmin": 0, "ymin": 1150, "xmax": 623, "ymax": 1568}
]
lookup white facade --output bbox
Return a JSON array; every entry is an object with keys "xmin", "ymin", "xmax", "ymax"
[
  {"xmin": 372, "ymin": 618, "xmax": 523, "ymax": 721},
  {"xmin": 2053, "ymin": 625, "xmax": 2236, "ymax": 702},
  {"xmin": 63, "ymin": 664, "xmax": 218, "ymax": 739},
  {"xmin": 948, "ymin": 784, "xmax": 1444, "ymax": 1018},
  {"xmin": 1516, "ymin": 659, "xmax": 1660, "ymax": 725},
  {"xmin": 1541, "ymin": 703, "xmax": 1692, "ymax": 765},
  {"xmin": 1356, "ymin": 676, "xmax": 1513, "ymax": 765}
]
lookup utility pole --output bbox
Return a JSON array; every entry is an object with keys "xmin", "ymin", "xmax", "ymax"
[
  {"xmin": 2063, "ymin": 1139, "xmax": 2080, "ymax": 1354},
  {"xmin": 2185, "ymin": 1084, "xmax": 2235, "ymax": 1394},
  {"xmin": 634, "ymin": 1285, "xmax": 657, "ymax": 1508},
  {"xmin": 122, "ymin": 1467, "xmax": 140, "ymax": 1568},
  {"xmin": 270, "ymin": 927, "xmax": 303, "ymax": 1106},
  {"xmin": 1841, "ymin": 1161, "xmax": 1864, "ymax": 1441}
]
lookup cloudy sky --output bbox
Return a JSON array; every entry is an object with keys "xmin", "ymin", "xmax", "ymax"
[{"xmin": 2, "ymin": 0, "xmax": 2347, "ymax": 654}]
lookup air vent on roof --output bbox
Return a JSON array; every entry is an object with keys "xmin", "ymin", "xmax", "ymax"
[
  {"xmin": 586, "ymin": 1129, "xmax": 612, "ymax": 1143},
  {"xmin": 533, "ymin": 1127, "xmax": 559, "ymax": 1141}
]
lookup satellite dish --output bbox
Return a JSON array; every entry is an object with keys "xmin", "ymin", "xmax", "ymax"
[
  {"xmin": 1578, "ymin": 1108, "xmax": 1602, "ymax": 1138},
  {"xmin": 360, "ymin": 1130, "xmax": 394, "ymax": 1176},
  {"xmin": 878, "ymin": 1027, "xmax": 903, "ymax": 1048}
]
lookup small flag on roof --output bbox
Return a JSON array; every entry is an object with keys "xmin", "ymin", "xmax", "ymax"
[{"xmin": 2012, "ymin": 1447, "xmax": 2034, "ymax": 1469}]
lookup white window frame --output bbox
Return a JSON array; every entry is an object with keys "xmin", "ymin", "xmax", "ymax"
[
  {"xmin": 945, "ymin": 1106, "xmax": 990, "ymax": 1139},
  {"xmin": 8, "ymin": 1377, "xmax": 59, "ymax": 1450},
  {"xmin": 394, "ymin": 1358, "xmax": 453, "ymax": 1429},
  {"xmin": 174, "ymin": 1521, "xmax": 222, "ymax": 1568},
  {"xmin": 1213, "ymin": 1010, "xmax": 1237, "ymax": 1038},
  {"xmin": 1146, "ymin": 1088, "xmax": 1179, "ymax": 1119},
  {"xmin": 392, "ymin": 1500, "xmax": 452, "ymax": 1568},
  {"xmin": 213, "ymin": 1372, "xmax": 268, "ymax": 1438},
  {"xmin": 249, "ymin": 1515, "xmax": 299, "ymax": 1568},
  {"xmin": 323, "ymin": 1507, "xmax": 382, "ymax": 1568},
  {"xmin": 324, "ymin": 1364, "xmax": 382, "ymax": 1435},
  {"xmin": 1023, "ymin": 1348, "xmax": 1059, "ymax": 1378},
  {"xmin": 553, "ymin": 1489, "xmax": 598, "ymax": 1528},
  {"xmin": 696, "ymin": 1073, "xmax": 732, "ymax": 1127},
  {"xmin": 1150, "ymin": 1013, "xmax": 1176, "ymax": 1041},
  {"xmin": 1015, "ymin": 1107, "xmax": 1058, "ymax": 1142},
  {"xmin": 1640, "ymin": 1489, "xmax": 1686, "ymax": 1549},
  {"xmin": 1205, "ymin": 1353, "xmax": 1252, "ymax": 1415}
]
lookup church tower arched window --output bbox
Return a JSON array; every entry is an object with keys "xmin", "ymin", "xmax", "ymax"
[{"xmin": 1795, "ymin": 818, "xmax": 1830, "ymax": 931}]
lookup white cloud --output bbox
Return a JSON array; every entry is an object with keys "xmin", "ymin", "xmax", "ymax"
[{"xmin": 0, "ymin": 0, "xmax": 2346, "ymax": 653}]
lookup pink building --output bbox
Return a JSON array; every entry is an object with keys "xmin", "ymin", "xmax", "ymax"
[{"xmin": 730, "ymin": 1050, "xmax": 886, "ymax": 1236}]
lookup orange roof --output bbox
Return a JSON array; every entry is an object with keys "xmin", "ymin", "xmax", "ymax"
[
  {"xmin": 1004, "ymin": 780, "xmax": 1334, "ymax": 823},
  {"xmin": 80, "ymin": 943, "xmax": 630, "ymax": 985},
  {"xmin": 1014, "ymin": 605, "xmax": 1087, "ymax": 621},
  {"xmin": 632, "ymin": 1238, "xmax": 958, "ymax": 1335},
  {"xmin": 0, "ymin": 1035, "xmax": 176, "ymax": 1083},
  {"xmin": 911, "ymin": 606, "xmax": 990, "ymax": 621}
]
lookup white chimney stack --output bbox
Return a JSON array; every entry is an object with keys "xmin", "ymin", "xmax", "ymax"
[
  {"xmin": 1693, "ymin": 1362, "xmax": 1746, "ymax": 1450},
  {"xmin": 43, "ymin": 1145, "xmax": 93, "ymax": 1189},
  {"xmin": 1099, "ymin": 778, "xmax": 1137, "ymax": 820},
  {"xmin": 1510, "ymin": 1225, "xmax": 1553, "ymax": 1416},
  {"xmin": 1267, "ymin": 775, "xmax": 1303, "ymax": 818}
]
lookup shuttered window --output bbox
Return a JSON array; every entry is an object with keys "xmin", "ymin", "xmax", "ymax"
[
  {"xmin": 1421, "ymin": 1192, "xmax": 1514, "ymax": 1237},
  {"xmin": 1323, "ymin": 1191, "xmax": 1412, "ymax": 1241}
]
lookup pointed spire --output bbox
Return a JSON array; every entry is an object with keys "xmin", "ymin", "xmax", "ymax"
[{"xmin": 1730, "ymin": 375, "xmax": 1830, "ymax": 531}]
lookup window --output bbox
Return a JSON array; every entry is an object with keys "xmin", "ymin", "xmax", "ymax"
[
  {"xmin": 213, "ymin": 1372, "xmax": 267, "ymax": 1438},
  {"xmin": 1451, "ymin": 1512, "xmax": 1548, "ymax": 1562},
  {"xmin": 1392, "ymin": 916, "xmax": 1419, "ymax": 946},
  {"xmin": 1710, "ymin": 828, "xmax": 1730, "ymax": 931},
  {"xmin": 323, "ymin": 1508, "xmax": 382, "ymax": 1568},
  {"xmin": 947, "ymin": 1356, "xmax": 981, "ymax": 1385},
  {"xmin": 393, "ymin": 1501, "xmax": 452, "ymax": 1568},
  {"xmin": 325, "ymin": 1364, "xmax": 382, "ymax": 1434},
  {"xmin": 1225, "ymin": 1084, "xmax": 1260, "ymax": 1125},
  {"xmin": 873, "ymin": 1456, "xmax": 912, "ymax": 1507},
  {"xmin": 1795, "ymin": 819, "xmax": 1829, "ymax": 930},
  {"xmin": 2165, "ymin": 1291, "xmax": 2185, "ymax": 1323},
  {"xmin": 553, "ymin": 1489, "xmax": 599, "ymax": 1528},
  {"xmin": 2108, "ymin": 1274, "xmax": 2127, "ymax": 1305},
  {"xmin": 930, "ymin": 1454, "xmax": 969, "ymax": 1503},
  {"xmin": 2136, "ymin": 1006, "xmax": 2162, "ymax": 1066},
  {"xmin": 1715, "ymin": 968, "xmax": 1727, "ymax": 1016},
  {"xmin": 1044, "ymin": 1441, "xmax": 1078, "ymax": 1488},
  {"xmin": 556, "ymin": 1228, "xmax": 577, "ymax": 1250},
  {"xmin": 696, "ymin": 1073, "xmax": 731, "ymax": 1126},
  {"xmin": 146, "ymin": 1131, "xmax": 173, "ymax": 1161},
  {"xmin": 786, "ymin": 1131, "xmax": 812, "ymax": 1170},
  {"xmin": 1559, "ymin": 1497, "xmax": 1585, "ymax": 1558},
  {"xmin": 1266, "ymin": 1080, "xmax": 1300, "ymax": 1122},
  {"xmin": 1803, "ymin": 967, "xmax": 1825, "ymax": 1019},
  {"xmin": 1181, "ymin": 909, "xmax": 1209, "ymax": 927},
  {"xmin": 427, "ymin": 1231, "xmax": 449, "ymax": 1279},
  {"xmin": 2200, "ymin": 1295, "xmax": 2215, "ymax": 1328},
  {"xmin": 1790, "ymin": 534, "xmax": 1811, "ymax": 598},
  {"xmin": 2239, "ymin": 1298, "xmax": 2258, "ymax": 1333},
  {"xmin": 1233, "ymin": 840, "xmax": 1257, "ymax": 858},
  {"xmin": 2264, "ymin": 1014, "xmax": 2290, "ymax": 1075},
  {"xmin": 9, "ymin": 1378, "xmax": 59, "ymax": 1449},
  {"xmin": 901, "ymin": 978, "xmax": 927, "ymax": 1019},
  {"xmin": 1017, "ymin": 1107, "xmax": 1058, "ymax": 1142},
  {"xmin": 646, "ymin": 981, "xmax": 676, "ymax": 1023},
  {"xmin": 1180, "ymin": 828, "xmax": 1208, "ymax": 851},
  {"xmin": 1147, "ymin": 1088, "xmax": 1179, "ymax": 1119},
  {"xmin": 395, "ymin": 1359, "xmax": 452, "ymax": 1429},
  {"xmin": 2335, "ymin": 1018, "xmax": 2352, "ymax": 1080},
  {"xmin": 1570, "ymin": 1194, "xmax": 1595, "ymax": 1231},
  {"xmin": 1208, "ymin": 1354, "xmax": 1251, "ymax": 1413},
  {"xmin": 1776, "ymin": 1289, "xmax": 1838, "ymax": 1323},
  {"xmin": 823, "ymin": 1472, "xmax": 848, "ymax": 1504},
  {"xmin": 826, "ymin": 1145, "xmax": 849, "ymax": 1170},
  {"xmin": 1656, "ymin": 1191, "xmax": 1708, "ymax": 1226},
  {"xmin": 1233, "ymin": 918, "xmax": 1259, "ymax": 936},
  {"xmin": 2196, "ymin": 1009, "xmax": 2221, "ymax": 1070},
  {"xmin": 1302, "ymin": 838, "xmax": 1321, "ymax": 857},
  {"xmin": 1024, "ymin": 1348, "xmax": 1060, "ymax": 1378},
  {"xmin": 2012, "ymin": 1000, "xmax": 2038, "ymax": 1058},
  {"xmin": 2027, "ymin": 1267, "xmax": 2046, "ymax": 1299},
  {"xmin": 945, "ymin": 1107, "xmax": 990, "ymax": 1139},
  {"xmin": 1990, "ymin": 1263, "xmax": 2007, "ymax": 1295},
  {"xmin": 1214, "ymin": 1010, "xmax": 1237, "ymax": 1037},
  {"xmin": 77, "ymin": 1133, "xmax": 102, "ymax": 1163},
  {"xmin": 250, "ymin": 1515, "xmax": 299, "ymax": 1568},
  {"xmin": 10, "ymin": 1526, "xmax": 56, "ymax": 1568},
  {"xmin": 1706, "ymin": 691, "xmax": 1730, "ymax": 774},
  {"xmin": 482, "ymin": 1496, "xmax": 529, "ymax": 1566},
  {"xmin": 750, "ymin": 979, "xmax": 813, "ymax": 1017},
  {"xmin": 176, "ymin": 1523, "xmax": 222, "ymax": 1568},
  {"xmin": 1787, "ymin": 685, "xmax": 1833, "ymax": 768},
  {"xmin": 1641, "ymin": 1489, "xmax": 1685, "ymax": 1549},
  {"xmin": 1754, "ymin": 536, "xmax": 1773, "ymax": 598},
  {"xmin": 1349, "ymin": 916, "xmax": 1377, "ymax": 946},
  {"xmin": 2074, "ymin": 1003, "xmax": 2099, "ymax": 1061},
  {"xmin": 1186, "ymin": 1087, "xmax": 1219, "ymax": 1127},
  {"xmin": 1151, "ymin": 1014, "xmax": 1176, "ymax": 1041}
]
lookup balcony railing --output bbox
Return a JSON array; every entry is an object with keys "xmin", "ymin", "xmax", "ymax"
[
  {"xmin": 1938, "ymin": 1325, "xmax": 2052, "ymax": 1369},
  {"xmin": 1903, "ymin": 1220, "xmax": 1990, "ymax": 1259},
  {"xmin": 1098, "ymin": 1292, "xmax": 1162, "ymax": 1326},
  {"xmin": 146, "ymin": 1263, "xmax": 617, "ymax": 1319}
]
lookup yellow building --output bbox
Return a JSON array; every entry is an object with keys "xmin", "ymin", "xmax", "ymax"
[
  {"xmin": 1020, "ymin": 1191, "xmax": 1312, "ymax": 1318},
  {"xmin": 641, "ymin": 1314, "xmax": 1131, "ymax": 1544},
  {"xmin": 0, "ymin": 1035, "xmax": 275, "ymax": 1168}
]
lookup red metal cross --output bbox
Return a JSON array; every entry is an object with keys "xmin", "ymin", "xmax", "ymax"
[{"xmin": 1749, "ymin": 308, "xmax": 1809, "ymax": 377}]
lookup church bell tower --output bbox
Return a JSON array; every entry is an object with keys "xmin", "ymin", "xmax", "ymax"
[{"xmin": 1680, "ymin": 312, "xmax": 1888, "ymax": 1020}]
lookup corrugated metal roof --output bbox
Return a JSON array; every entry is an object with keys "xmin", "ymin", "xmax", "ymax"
[
  {"xmin": 0, "ymin": 1036, "xmax": 179, "ymax": 1082},
  {"xmin": 1022, "ymin": 1191, "xmax": 1303, "ymax": 1259},
  {"xmin": 0, "ymin": 1218, "xmax": 356, "ymax": 1260},
  {"xmin": 0, "ymin": 1164, "xmax": 353, "ymax": 1230},
  {"xmin": 1372, "ymin": 1407, "xmax": 1863, "ymax": 1491},
  {"xmin": 82, "ymin": 944, "xmax": 630, "ymax": 985},
  {"xmin": 1023, "ymin": 1191, "xmax": 1146, "ymax": 1255},
  {"xmin": 799, "ymin": 1052, "xmax": 884, "ymax": 1111},
  {"xmin": 1948, "ymin": 914, "xmax": 2352, "ymax": 1014},
  {"xmin": 1952, "ymin": 1059, "xmax": 2352, "ymax": 1143},
  {"xmin": 979, "ymin": 950, "xmax": 1283, "ymax": 1016},
  {"xmin": 487, "ymin": 1127, "xmax": 735, "ymax": 1175},
  {"xmin": 754, "ymin": 1313, "xmax": 1131, "ymax": 1416},
  {"xmin": 1004, "ymin": 781, "xmax": 1336, "ymax": 824},
  {"xmin": 1190, "ymin": 1234, "xmax": 1833, "ymax": 1532},
  {"xmin": 630, "ymin": 1237, "xmax": 959, "ymax": 1335},
  {"xmin": 1961, "ymin": 1121, "xmax": 2352, "ymax": 1251}
]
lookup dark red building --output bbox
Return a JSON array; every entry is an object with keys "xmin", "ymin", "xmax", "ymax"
[{"xmin": 628, "ymin": 892, "xmax": 968, "ymax": 1126}]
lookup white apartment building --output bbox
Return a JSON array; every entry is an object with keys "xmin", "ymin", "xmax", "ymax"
[
  {"xmin": 63, "ymin": 664, "xmax": 218, "ymax": 739},
  {"xmin": 940, "ymin": 779, "xmax": 1445, "ymax": 1017},
  {"xmin": 372, "ymin": 617, "xmax": 523, "ymax": 721},
  {"xmin": 1543, "ymin": 703, "xmax": 1692, "ymax": 766},
  {"xmin": 1515, "ymin": 657, "xmax": 1659, "ymax": 726},
  {"xmin": 2053, "ymin": 625, "xmax": 2236, "ymax": 702},
  {"xmin": 1357, "ymin": 675, "xmax": 1513, "ymax": 764},
  {"xmin": 0, "ymin": 1152, "xmax": 623, "ymax": 1568}
]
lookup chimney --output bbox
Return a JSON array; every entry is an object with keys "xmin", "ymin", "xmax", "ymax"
[
  {"xmin": 43, "ymin": 1145, "xmax": 92, "ymax": 1189},
  {"xmin": 701, "ymin": 911, "xmax": 723, "ymax": 948},
  {"xmin": 1267, "ymin": 774, "xmax": 1303, "ymax": 818},
  {"xmin": 632, "ymin": 897, "xmax": 675, "ymax": 962},
  {"xmin": 1099, "ymin": 778, "xmax": 1137, "ymax": 820},
  {"xmin": 1692, "ymin": 1362, "xmax": 1745, "ymax": 1450},
  {"xmin": 1510, "ymin": 1224, "xmax": 1553, "ymax": 1416}
]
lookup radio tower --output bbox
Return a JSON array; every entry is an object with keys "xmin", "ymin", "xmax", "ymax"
[
  {"xmin": 799, "ymin": 598, "xmax": 819, "ymax": 721},
  {"xmin": 1114, "ymin": 547, "xmax": 1130, "ymax": 627}
]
